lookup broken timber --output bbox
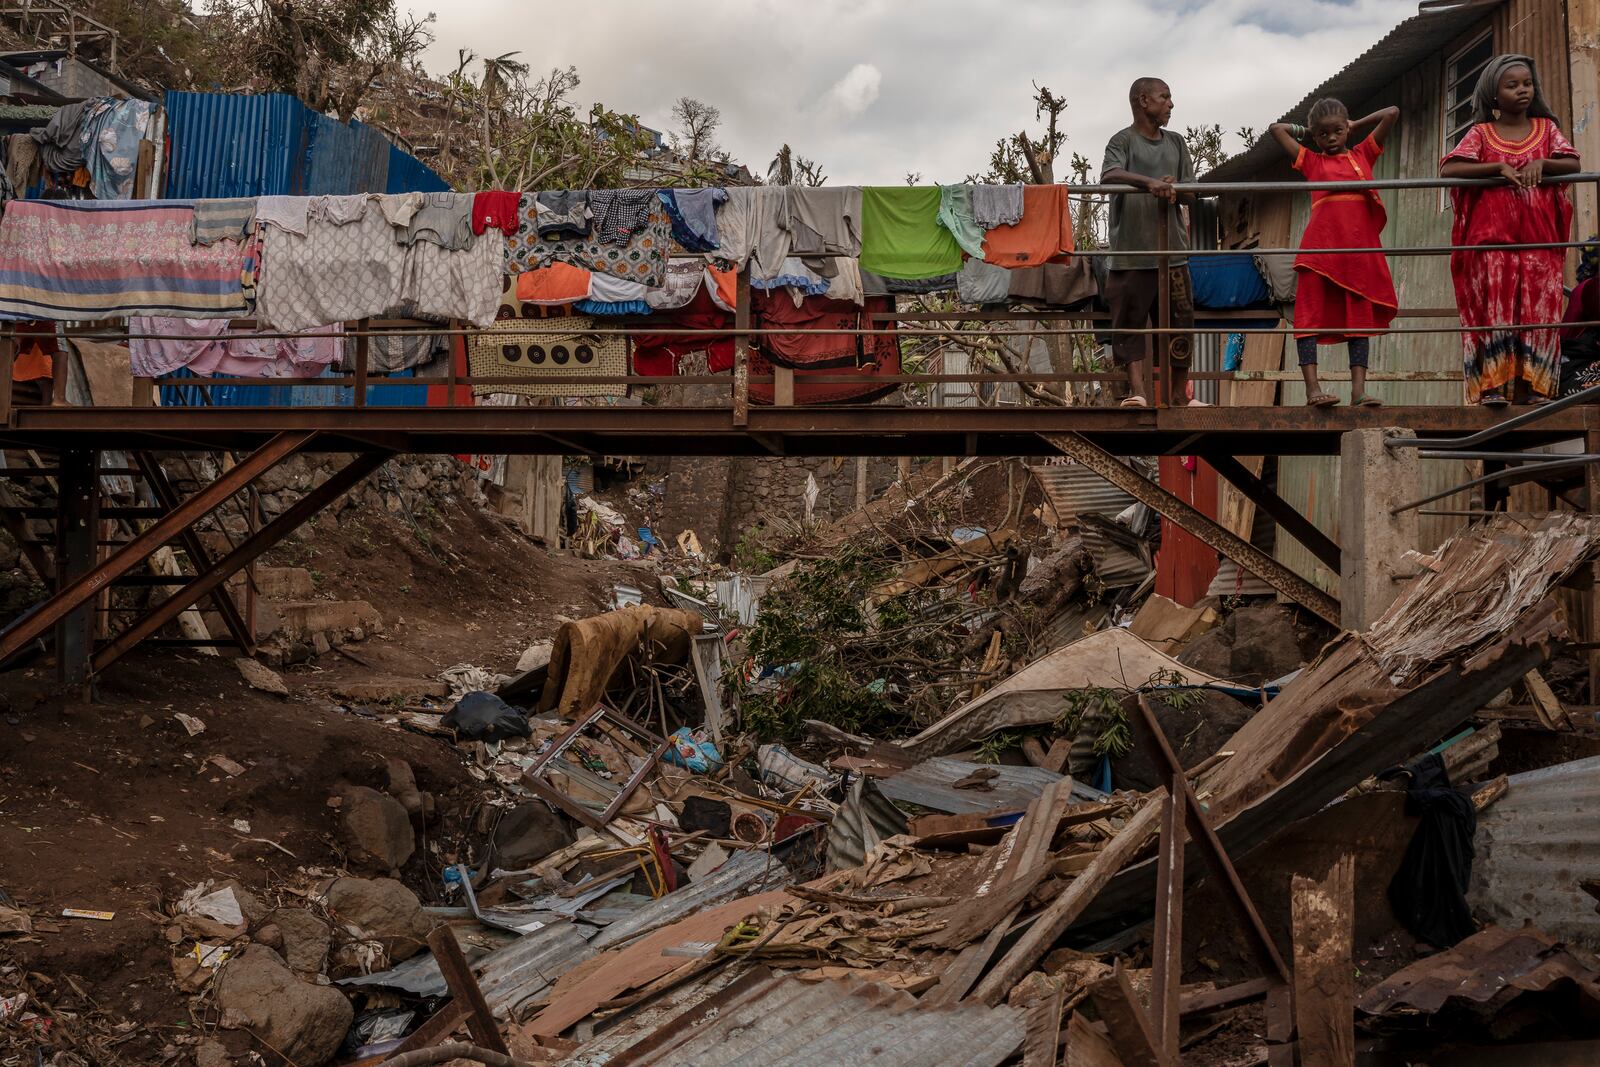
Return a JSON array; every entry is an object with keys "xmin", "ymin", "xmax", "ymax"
[{"xmin": 1041, "ymin": 432, "xmax": 1339, "ymax": 624}]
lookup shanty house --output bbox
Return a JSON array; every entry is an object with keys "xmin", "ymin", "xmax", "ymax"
[{"xmin": 1201, "ymin": 0, "xmax": 1598, "ymax": 589}]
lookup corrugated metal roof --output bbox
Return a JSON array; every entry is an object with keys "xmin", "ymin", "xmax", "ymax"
[
  {"xmin": 1470, "ymin": 754, "xmax": 1600, "ymax": 948},
  {"xmin": 339, "ymin": 919, "xmax": 597, "ymax": 1020},
  {"xmin": 162, "ymin": 91, "xmax": 448, "ymax": 199},
  {"xmin": 1357, "ymin": 923, "xmax": 1600, "ymax": 1016},
  {"xmin": 590, "ymin": 850, "xmax": 792, "ymax": 951},
  {"xmin": 563, "ymin": 967, "xmax": 1025, "ymax": 1066},
  {"xmin": 878, "ymin": 757, "xmax": 1104, "ymax": 815},
  {"xmin": 1031, "ymin": 462, "xmax": 1154, "ymax": 586},
  {"xmin": 1204, "ymin": 0, "xmax": 1504, "ymax": 183}
]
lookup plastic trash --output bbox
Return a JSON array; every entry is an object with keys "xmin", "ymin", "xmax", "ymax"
[
  {"xmin": 662, "ymin": 726, "xmax": 723, "ymax": 774},
  {"xmin": 757, "ymin": 743, "xmax": 833, "ymax": 793},
  {"xmin": 441, "ymin": 691, "xmax": 531, "ymax": 742}
]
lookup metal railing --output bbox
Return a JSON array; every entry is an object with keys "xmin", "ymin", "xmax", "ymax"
[{"xmin": 1, "ymin": 170, "xmax": 1598, "ymax": 421}]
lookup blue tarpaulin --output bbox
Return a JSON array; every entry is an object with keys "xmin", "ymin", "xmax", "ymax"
[{"xmin": 1188, "ymin": 253, "xmax": 1272, "ymax": 310}]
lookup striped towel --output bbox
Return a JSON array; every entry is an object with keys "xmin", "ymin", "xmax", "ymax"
[
  {"xmin": 0, "ymin": 200, "xmax": 249, "ymax": 320},
  {"xmin": 191, "ymin": 197, "xmax": 257, "ymax": 246}
]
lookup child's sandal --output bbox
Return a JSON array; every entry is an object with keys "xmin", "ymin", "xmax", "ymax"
[
  {"xmin": 1306, "ymin": 392, "xmax": 1340, "ymax": 407},
  {"xmin": 1353, "ymin": 393, "xmax": 1382, "ymax": 407}
]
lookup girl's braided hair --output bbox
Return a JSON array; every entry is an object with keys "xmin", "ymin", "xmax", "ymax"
[{"xmin": 1307, "ymin": 98, "xmax": 1349, "ymax": 126}]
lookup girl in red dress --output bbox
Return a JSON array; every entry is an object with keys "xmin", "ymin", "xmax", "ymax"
[
  {"xmin": 1440, "ymin": 54, "xmax": 1580, "ymax": 405},
  {"xmin": 1269, "ymin": 99, "xmax": 1399, "ymax": 407}
]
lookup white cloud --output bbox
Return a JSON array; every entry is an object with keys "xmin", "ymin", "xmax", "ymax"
[
  {"xmin": 408, "ymin": 0, "xmax": 1419, "ymax": 185},
  {"xmin": 819, "ymin": 63, "xmax": 883, "ymax": 119}
]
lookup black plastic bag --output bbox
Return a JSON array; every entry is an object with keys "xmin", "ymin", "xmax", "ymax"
[
  {"xmin": 442, "ymin": 691, "xmax": 531, "ymax": 742},
  {"xmin": 1385, "ymin": 752, "xmax": 1477, "ymax": 948}
]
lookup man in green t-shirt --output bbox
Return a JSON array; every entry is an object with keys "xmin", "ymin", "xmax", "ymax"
[{"xmin": 1101, "ymin": 77, "xmax": 1199, "ymax": 407}]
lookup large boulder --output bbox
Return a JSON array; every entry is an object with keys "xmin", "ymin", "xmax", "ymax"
[
  {"xmin": 492, "ymin": 801, "xmax": 575, "ymax": 869},
  {"xmin": 215, "ymin": 945, "xmax": 352, "ymax": 1067},
  {"xmin": 1113, "ymin": 689, "xmax": 1257, "ymax": 792},
  {"xmin": 1176, "ymin": 602, "xmax": 1330, "ymax": 686},
  {"xmin": 320, "ymin": 877, "xmax": 433, "ymax": 963},
  {"xmin": 270, "ymin": 908, "xmax": 331, "ymax": 978},
  {"xmin": 335, "ymin": 786, "xmax": 414, "ymax": 873}
]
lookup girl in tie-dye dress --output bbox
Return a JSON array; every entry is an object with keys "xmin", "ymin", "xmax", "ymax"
[{"xmin": 1440, "ymin": 54, "xmax": 1580, "ymax": 405}]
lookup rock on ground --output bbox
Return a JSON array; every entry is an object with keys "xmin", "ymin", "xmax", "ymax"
[
  {"xmin": 320, "ymin": 876, "xmax": 433, "ymax": 963},
  {"xmin": 335, "ymin": 786, "xmax": 415, "ymax": 873},
  {"xmin": 214, "ymin": 945, "xmax": 352, "ymax": 1067},
  {"xmin": 270, "ymin": 907, "xmax": 331, "ymax": 978},
  {"xmin": 1113, "ymin": 689, "xmax": 1256, "ymax": 792},
  {"xmin": 195, "ymin": 1040, "xmax": 232, "ymax": 1067},
  {"xmin": 492, "ymin": 801, "xmax": 575, "ymax": 869},
  {"xmin": 234, "ymin": 657, "xmax": 289, "ymax": 697},
  {"xmin": 1177, "ymin": 602, "xmax": 1331, "ymax": 686}
]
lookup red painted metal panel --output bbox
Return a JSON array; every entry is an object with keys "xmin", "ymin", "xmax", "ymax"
[{"xmin": 1156, "ymin": 456, "xmax": 1220, "ymax": 606}]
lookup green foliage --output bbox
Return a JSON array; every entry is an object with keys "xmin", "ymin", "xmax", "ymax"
[
  {"xmin": 1055, "ymin": 669, "xmax": 1200, "ymax": 760},
  {"xmin": 975, "ymin": 729, "xmax": 1041, "ymax": 765}
]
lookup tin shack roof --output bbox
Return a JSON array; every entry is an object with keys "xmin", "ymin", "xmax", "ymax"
[{"xmin": 1203, "ymin": 0, "xmax": 1504, "ymax": 184}]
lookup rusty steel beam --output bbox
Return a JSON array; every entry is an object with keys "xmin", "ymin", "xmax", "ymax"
[
  {"xmin": 133, "ymin": 452, "xmax": 255, "ymax": 655},
  {"xmin": 0, "ymin": 431, "xmax": 313, "ymax": 664},
  {"xmin": 1203, "ymin": 451, "xmax": 1342, "ymax": 573},
  {"xmin": 1042, "ymin": 432, "xmax": 1340, "ymax": 624},
  {"xmin": 91, "ymin": 450, "xmax": 386, "ymax": 674}
]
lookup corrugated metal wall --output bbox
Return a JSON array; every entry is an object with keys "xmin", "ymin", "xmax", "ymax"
[{"xmin": 162, "ymin": 91, "xmax": 448, "ymax": 199}]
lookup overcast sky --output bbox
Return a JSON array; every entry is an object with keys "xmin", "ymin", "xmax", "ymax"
[{"xmin": 409, "ymin": 0, "xmax": 1418, "ymax": 185}]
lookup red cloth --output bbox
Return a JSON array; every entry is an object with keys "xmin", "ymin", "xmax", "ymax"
[
  {"xmin": 1443, "ymin": 118, "xmax": 1579, "ymax": 399},
  {"xmin": 750, "ymin": 296, "xmax": 901, "ymax": 405},
  {"xmin": 753, "ymin": 291, "xmax": 880, "ymax": 368},
  {"xmin": 1562, "ymin": 277, "xmax": 1598, "ymax": 341},
  {"xmin": 630, "ymin": 286, "xmax": 735, "ymax": 375},
  {"xmin": 472, "ymin": 190, "xmax": 522, "ymax": 236},
  {"xmin": 1292, "ymin": 138, "xmax": 1398, "ymax": 341}
]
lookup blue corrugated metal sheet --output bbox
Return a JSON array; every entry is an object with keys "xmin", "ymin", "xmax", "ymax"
[{"xmin": 162, "ymin": 91, "xmax": 447, "ymax": 199}]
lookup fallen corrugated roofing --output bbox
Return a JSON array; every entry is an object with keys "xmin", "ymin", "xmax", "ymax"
[
  {"xmin": 1204, "ymin": 0, "xmax": 1504, "ymax": 183},
  {"xmin": 1031, "ymin": 462, "xmax": 1153, "ymax": 586},
  {"xmin": 562, "ymin": 966, "xmax": 1025, "ymax": 1066},
  {"xmin": 590, "ymin": 849, "xmax": 790, "ymax": 950},
  {"xmin": 340, "ymin": 919, "xmax": 597, "ymax": 1020},
  {"xmin": 898, "ymin": 627, "xmax": 1228, "ymax": 759},
  {"xmin": 1357, "ymin": 924, "xmax": 1600, "ymax": 1016},
  {"xmin": 1471, "ymin": 754, "xmax": 1600, "ymax": 948},
  {"xmin": 878, "ymin": 757, "xmax": 1103, "ymax": 816}
]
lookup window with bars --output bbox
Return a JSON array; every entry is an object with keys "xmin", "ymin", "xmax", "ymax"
[{"xmin": 1444, "ymin": 32, "xmax": 1494, "ymax": 149}]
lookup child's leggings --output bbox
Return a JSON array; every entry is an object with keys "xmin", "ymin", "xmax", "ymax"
[{"xmin": 1297, "ymin": 337, "xmax": 1369, "ymax": 368}]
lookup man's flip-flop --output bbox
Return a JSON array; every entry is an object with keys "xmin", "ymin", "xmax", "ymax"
[
  {"xmin": 1307, "ymin": 393, "xmax": 1340, "ymax": 407},
  {"xmin": 1119, "ymin": 395, "xmax": 1150, "ymax": 409},
  {"xmin": 1354, "ymin": 393, "xmax": 1383, "ymax": 407}
]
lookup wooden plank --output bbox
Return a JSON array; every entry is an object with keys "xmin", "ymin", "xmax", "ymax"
[
  {"xmin": 1063, "ymin": 1012, "xmax": 1128, "ymax": 1067},
  {"xmin": 1292, "ymin": 855, "xmax": 1355, "ymax": 1067},
  {"xmin": 1088, "ymin": 964, "xmax": 1172, "ymax": 1067},
  {"xmin": 922, "ymin": 903, "xmax": 1020, "ymax": 1007},
  {"xmin": 773, "ymin": 365, "xmax": 795, "ymax": 407},
  {"xmin": 1148, "ymin": 778, "xmax": 1185, "ymax": 1062},
  {"xmin": 385, "ymin": 999, "xmax": 470, "ymax": 1056},
  {"xmin": 1022, "ymin": 981, "xmax": 1067, "ymax": 1067},
  {"xmin": 426, "ymin": 927, "xmax": 510, "ymax": 1055},
  {"xmin": 1524, "ymin": 669, "xmax": 1570, "ymax": 730},
  {"xmin": 1178, "ymin": 976, "xmax": 1274, "ymax": 1016},
  {"xmin": 970, "ymin": 793, "xmax": 1164, "ymax": 1006}
]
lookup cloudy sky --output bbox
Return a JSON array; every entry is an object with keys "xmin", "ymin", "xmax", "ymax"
[{"xmin": 408, "ymin": 0, "xmax": 1418, "ymax": 185}]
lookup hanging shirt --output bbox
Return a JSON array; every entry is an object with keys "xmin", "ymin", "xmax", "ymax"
[
  {"xmin": 473, "ymin": 190, "xmax": 522, "ymax": 236},
  {"xmin": 786, "ymin": 187, "xmax": 862, "ymax": 257},
  {"xmin": 534, "ymin": 191, "xmax": 591, "ymax": 238},
  {"xmin": 972, "ymin": 184, "xmax": 1024, "ymax": 228},
  {"xmin": 658, "ymin": 188, "xmax": 725, "ymax": 252},
  {"xmin": 859, "ymin": 186, "xmax": 963, "ymax": 280},
  {"xmin": 589, "ymin": 189, "xmax": 659, "ymax": 245},
  {"xmin": 1101, "ymin": 126, "xmax": 1194, "ymax": 270},
  {"xmin": 937, "ymin": 185, "xmax": 987, "ymax": 258},
  {"xmin": 715, "ymin": 187, "xmax": 789, "ymax": 277},
  {"xmin": 516, "ymin": 262, "xmax": 592, "ymax": 306},
  {"xmin": 982, "ymin": 184, "xmax": 1074, "ymax": 267},
  {"xmin": 398, "ymin": 192, "xmax": 475, "ymax": 250}
]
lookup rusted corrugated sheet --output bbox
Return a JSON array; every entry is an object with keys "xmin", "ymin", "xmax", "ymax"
[
  {"xmin": 564, "ymin": 967, "xmax": 1025, "ymax": 1066},
  {"xmin": 1030, "ymin": 461, "xmax": 1153, "ymax": 586},
  {"xmin": 1155, "ymin": 456, "xmax": 1220, "ymax": 607},
  {"xmin": 878, "ymin": 756, "xmax": 1104, "ymax": 815},
  {"xmin": 590, "ymin": 850, "xmax": 791, "ymax": 950},
  {"xmin": 1471, "ymin": 754, "xmax": 1600, "ymax": 947},
  {"xmin": 162, "ymin": 91, "xmax": 448, "ymax": 199},
  {"xmin": 1357, "ymin": 924, "xmax": 1600, "ymax": 1016}
]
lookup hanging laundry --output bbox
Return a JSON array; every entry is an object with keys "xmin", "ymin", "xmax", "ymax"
[
  {"xmin": 516, "ymin": 262, "xmax": 593, "ymax": 306},
  {"xmin": 785, "ymin": 187, "xmax": 862, "ymax": 258},
  {"xmin": 658, "ymin": 188, "xmax": 726, "ymax": 252},
  {"xmin": 376, "ymin": 192, "xmax": 424, "ymax": 227},
  {"xmin": 750, "ymin": 257, "xmax": 834, "ymax": 298},
  {"xmin": 576, "ymin": 272, "xmax": 653, "ymax": 316},
  {"xmin": 468, "ymin": 277, "xmax": 626, "ymax": 399},
  {"xmin": 972, "ymin": 184, "xmax": 1024, "ymax": 229},
  {"xmin": 861, "ymin": 268, "xmax": 957, "ymax": 296},
  {"xmin": 714, "ymin": 187, "xmax": 789, "ymax": 277},
  {"xmin": 81, "ymin": 98, "xmax": 153, "ymax": 200},
  {"xmin": 396, "ymin": 192, "xmax": 475, "ymax": 250},
  {"xmin": 0, "ymin": 201, "xmax": 248, "ymax": 320},
  {"xmin": 506, "ymin": 195, "xmax": 673, "ymax": 288},
  {"xmin": 754, "ymin": 290, "xmax": 886, "ymax": 368},
  {"xmin": 309, "ymin": 194, "xmax": 370, "ymax": 225},
  {"xmin": 190, "ymin": 198, "xmax": 257, "ymax": 246},
  {"xmin": 705, "ymin": 264, "xmax": 738, "ymax": 312},
  {"xmin": 632, "ymin": 284, "xmax": 736, "ymax": 376},
  {"xmin": 256, "ymin": 196, "xmax": 310, "ymax": 235},
  {"xmin": 590, "ymin": 189, "xmax": 659, "ymax": 245},
  {"xmin": 981, "ymin": 184, "xmax": 1074, "ymax": 267},
  {"xmin": 473, "ymin": 190, "xmax": 522, "ymax": 236},
  {"xmin": 129, "ymin": 317, "xmax": 343, "ymax": 378},
  {"xmin": 957, "ymin": 258, "xmax": 1012, "ymax": 305},
  {"xmin": 7, "ymin": 134, "xmax": 38, "ymax": 194},
  {"xmin": 936, "ymin": 185, "xmax": 987, "ymax": 258},
  {"xmin": 396, "ymin": 230, "xmax": 504, "ymax": 326},
  {"xmin": 645, "ymin": 258, "xmax": 706, "ymax": 310},
  {"xmin": 370, "ymin": 331, "xmax": 449, "ymax": 373},
  {"xmin": 534, "ymin": 191, "xmax": 591, "ymax": 238},
  {"xmin": 749, "ymin": 296, "xmax": 900, "ymax": 405},
  {"xmin": 859, "ymin": 186, "xmax": 963, "ymax": 280},
  {"xmin": 29, "ymin": 100, "xmax": 93, "ymax": 176},
  {"xmin": 1007, "ymin": 259, "xmax": 1098, "ymax": 308}
]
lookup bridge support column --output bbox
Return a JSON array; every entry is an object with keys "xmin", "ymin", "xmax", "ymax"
[
  {"xmin": 54, "ymin": 448, "xmax": 99, "ymax": 689},
  {"xmin": 1338, "ymin": 427, "xmax": 1419, "ymax": 632}
]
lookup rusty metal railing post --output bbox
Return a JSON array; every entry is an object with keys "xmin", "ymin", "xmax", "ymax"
[
  {"xmin": 1157, "ymin": 198, "xmax": 1172, "ymax": 408},
  {"xmin": 353, "ymin": 318, "xmax": 369, "ymax": 408},
  {"xmin": 732, "ymin": 268, "xmax": 751, "ymax": 426},
  {"xmin": 0, "ymin": 325, "xmax": 13, "ymax": 423}
]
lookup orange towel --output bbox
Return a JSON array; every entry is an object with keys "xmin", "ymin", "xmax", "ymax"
[
  {"xmin": 12, "ymin": 343, "xmax": 52, "ymax": 382},
  {"xmin": 982, "ymin": 185, "xmax": 1074, "ymax": 267},
  {"xmin": 705, "ymin": 265, "xmax": 738, "ymax": 312},
  {"xmin": 515, "ymin": 263, "xmax": 592, "ymax": 305}
]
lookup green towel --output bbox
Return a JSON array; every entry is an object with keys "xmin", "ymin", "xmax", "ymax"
[{"xmin": 860, "ymin": 186, "xmax": 964, "ymax": 280}]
